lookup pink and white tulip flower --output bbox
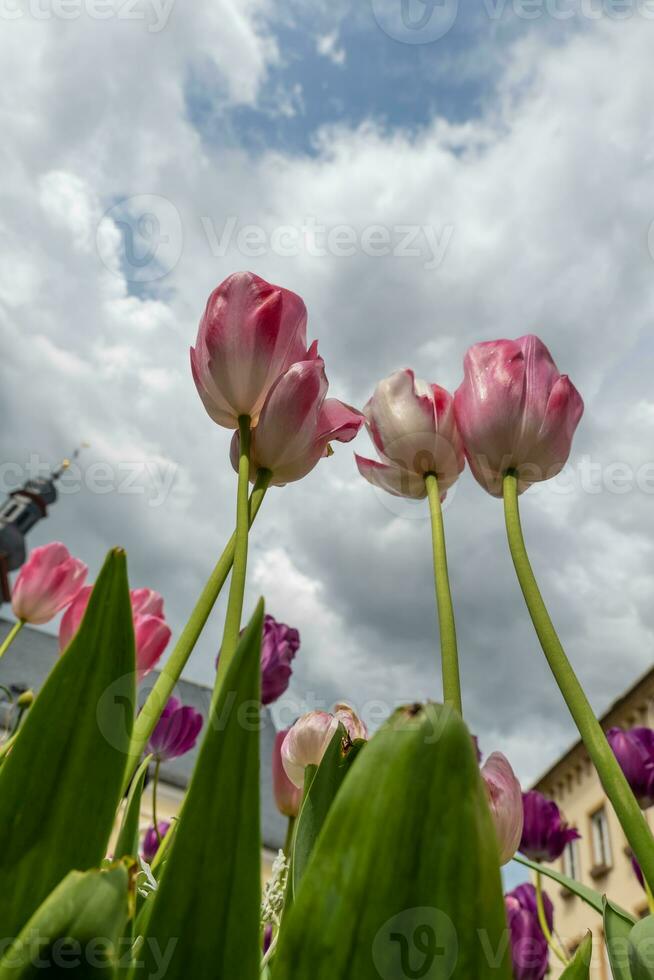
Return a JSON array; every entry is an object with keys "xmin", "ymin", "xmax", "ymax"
[
  {"xmin": 11, "ymin": 542, "xmax": 87, "ymax": 625},
  {"xmin": 454, "ymin": 335, "xmax": 584, "ymax": 497},
  {"xmin": 272, "ymin": 728, "xmax": 303, "ymax": 818},
  {"xmin": 59, "ymin": 585, "xmax": 171, "ymax": 679},
  {"xmin": 190, "ymin": 271, "xmax": 309, "ymax": 428},
  {"xmin": 481, "ymin": 752, "xmax": 524, "ymax": 865},
  {"xmin": 230, "ymin": 351, "xmax": 364, "ymax": 486},
  {"xmin": 355, "ymin": 369, "xmax": 465, "ymax": 499},
  {"xmin": 281, "ymin": 703, "xmax": 368, "ymax": 789}
]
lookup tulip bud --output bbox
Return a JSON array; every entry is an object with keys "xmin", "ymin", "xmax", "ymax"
[
  {"xmin": 16, "ymin": 689, "xmax": 34, "ymax": 709},
  {"xmin": 505, "ymin": 883, "xmax": 553, "ymax": 980},
  {"xmin": 355, "ymin": 369, "xmax": 464, "ymax": 499},
  {"xmin": 261, "ymin": 615, "xmax": 300, "ymax": 706},
  {"xmin": 454, "ymin": 335, "xmax": 584, "ymax": 496},
  {"xmin": 481, "ymin": 752, "xmax": 523, "ymax": 865},
  {"xmin": 272, "ymin": 729, "xmax": 302, "ymax": 818},
  {"xmin": 60, "ymin": 586, "xmax": 172, "ymax": 680},
  {"xmin": 230, "ymin": 353, "xmax": 364, "ymax": 486},
  {"xmin": 142, "ymin": 822, "xmax": 170, "ymax": 863},
  {"xmin": 191, "ymin": 271, "xmax": 309, "ymax": 428},
  {"xmin": 519, "ymin": 790, "xmax": 580, "ymax": 862},
  {"xmin": 606, "ymin": 727, "xmax": 654, "ymax": 809},
  {"xmin": 281, "ymin": 704, "xmax": 368, "ymax": 789},
  {"xmin": 147, "ymin": 697, "xmax": 203, "ymax": 763},
  {"xmin": 11, "ymin": 542, "xmax": 87, "ymax": 625}
]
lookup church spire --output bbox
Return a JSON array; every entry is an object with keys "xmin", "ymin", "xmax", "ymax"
[{"xmin": 0, "ymin": 447, "xmax": 87, "ymax": 603}]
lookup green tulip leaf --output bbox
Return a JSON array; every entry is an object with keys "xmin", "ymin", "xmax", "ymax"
[
  {"xmin": 132, "ymin": 600, "xmax": 264, "ymax": 980},
  {"xmin": 604, "ymin": 897, "xmax": 637, "ymax": 979},
  {"xmin": 291, "ymin": 725, "xmax": 364, "ymax": 896},
  {"xmin": 273, "ymin": 702, "xmax": 512, "ymax": 980},
  {"xmin": 514, "ymin": 854, "xmax": 606, "ymax": 916},
  {"xmin": 560, "ymin": 932, "xmax": 593, "ymax": 978},
  {"xmin": 629, "ymin": 915, "xmax": 654, "ymax": 979},
  {"xmin": 0, "ymin": 548, "xmax": 136, "ymax": 942},
  {"xmin": 0, "ymin": 862, "xmax": 131, "ymax": 978}
]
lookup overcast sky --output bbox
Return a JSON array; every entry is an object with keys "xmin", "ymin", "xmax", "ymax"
[{"xmin": 2, "ymin": 0, "xmax": 654, "ymax": 856}]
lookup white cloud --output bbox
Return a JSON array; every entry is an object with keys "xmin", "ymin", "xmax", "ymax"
[
  {"xmin": 316, "ymin": 30, "xmax": 346, "ymax": 65},
  {"xmin": 3, "ymin": 12, "xmax": 654, "ymax": 785}
]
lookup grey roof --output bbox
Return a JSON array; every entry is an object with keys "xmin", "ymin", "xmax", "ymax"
[{"xmin": 0, "ymin": 618, "xmax": 286, "ymax": 851}]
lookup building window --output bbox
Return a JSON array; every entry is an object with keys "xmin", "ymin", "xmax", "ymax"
[
  {"xmin": 590, "ymin": 806, "xmax": 612, "ymax": 870},
  {"xmin": 563, "ymin": 838, "xmax": 580, "ymax": 880}
]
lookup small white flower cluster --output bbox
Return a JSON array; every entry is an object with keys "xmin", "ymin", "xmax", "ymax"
[
  {"xmin": 261, "ymin": 850, "xmax": 288, "ymax": 929},
  {"xmin": 136, "ymin": 856, "xmax": 158, "ymax": 898}
]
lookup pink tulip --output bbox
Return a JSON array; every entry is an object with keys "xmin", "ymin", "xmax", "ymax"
[
  {"xmin": 272, "ymin": 728, "xmax": 302, "ymax": 817},
  {"xmin": 355, "ymin": 369, "xmax": 464, "ymax": 499},
  {"xmin": 281, "ymin": 703, "xmax": 368, "ymax": 789},
  {"xmin": 481, "ymin": 752, "xmax": 524, "ymax": 865},
  {"xmin": 454, "ymin": 335, "xmax": 584, "ymax": 496},
  {"xmin": 59, "ymin": 585, "xmax": 171, "ymax": 679},
  {"xmin": 230, "ymin": 351, "xmax": 364, "ymax": 486},
  {"xmin": 190, "ymin": 271, "xmax": 309, "ymax": 428},
  {"xmin": 130, "ymin": 588, "xmax": 165, "ymax": 618},
  {"xmin": 11, "ymin": 542, "xmax": 87, "ymax": 625}
]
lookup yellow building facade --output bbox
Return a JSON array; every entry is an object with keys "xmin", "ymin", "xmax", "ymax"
[{"xmin": 532, "ymin": 666, "xmax": 654, "ymax": 978}]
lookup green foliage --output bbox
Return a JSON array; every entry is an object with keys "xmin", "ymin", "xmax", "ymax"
[
  {"xmin": 273, "ymin": 702, "xmax": 511, "ymax": 980},
  {"xmin": 0, "ymin": 549, "xmax": 136, "ymax": 942},
  {"xmin": 629, "ymin": 915, "xmax": 654, "ymax": 979},
  {"xmin": 604, "ymin": 897, "xmax": 637, "ymax": 980},
  {"xmin": 130, "ymin": 601, "xmax": 264, "ymax": 980},
  {"xmin": 560, "ymin": 933, "xmax": 592, "ymax": 978},
  {"xmin": 0, "ymin": 863, "xmax": 131, "ymax": 978},
  {"xmin": 514, "ymin": 855, "xmax": 606, "ymax": 916}
]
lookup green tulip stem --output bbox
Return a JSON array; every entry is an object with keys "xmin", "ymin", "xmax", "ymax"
[
  {"xmin": 216, "ymin": 414, "xmax": 252, "ymax": 689},
  {"xmin": 152, "ymin": 758, "xmax": 162, "ymax": 843},
  {"xmin": 0, "ymin": 621, "xmax": 23, "ymax": 660},
  {"xmin": 535, "ymin": 871, "xmax": 568, "ymax": 966},
  {"xmin": 283, "ymin": 817, "xmax": 296, "ymax": 859},
  {"xmin": 503, "ymin": 471, "xmax": 654, "ymax": 893},
  {"xmin": 645, "ymin": 878, "xmax": 654, "ymax": 917},
  {"xmin": 425, "ymin": 473, "xmax": 462, "ymax": 715},
  {"xmin": 122, "ymin": 465, "xmax": 271, "ymax": 794}
]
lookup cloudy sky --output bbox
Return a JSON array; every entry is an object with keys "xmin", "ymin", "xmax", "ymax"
[{"xmin": 2, "ymin": 0, "xmax": 654, "ymax": 832}]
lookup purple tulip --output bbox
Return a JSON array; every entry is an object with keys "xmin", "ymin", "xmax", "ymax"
[
  {"xmin": 216, "ymin": 613, "xmax": 300, "ymax": 705},
  {"xmin": 147, "ymin": 697, "xmax": 203, "ymax": 762},
  {"xmin": 519, "ymin": 791, "xmax": 580, "ymax": 862},
  {"xmin": 261, "ymin": 614, "xmax": 300, "ymax": 705},
  {"xmin": 505, "ymin": 883, "xmax": 553, "ymax": 980},
  {"xmin": 142, "ymin": 821, "xmax": 170, "ymax": 863},
  {"xmin": 606, "ymin": 727, "xmax": 654, "ymax": 809}
]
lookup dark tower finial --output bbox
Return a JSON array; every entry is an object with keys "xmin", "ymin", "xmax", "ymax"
[{"xmin": 0, "ymin": 445, "xmax": 88, "ymax": 603}]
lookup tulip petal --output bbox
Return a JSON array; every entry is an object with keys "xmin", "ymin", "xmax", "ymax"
[
  {"xmin": 355, "ymin": 453, "xmax": 427, "ymax": 499},
  {"xmin": 317, "ymin": 398, "xmax": 365, "ymax": 444},
  {"xmin": 481, "ymin": 752, "xmax": 523, "ymax": 865},
  {"xmin": 192, "ymin": 272, "xmax": 308, "ymax": 427}
]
